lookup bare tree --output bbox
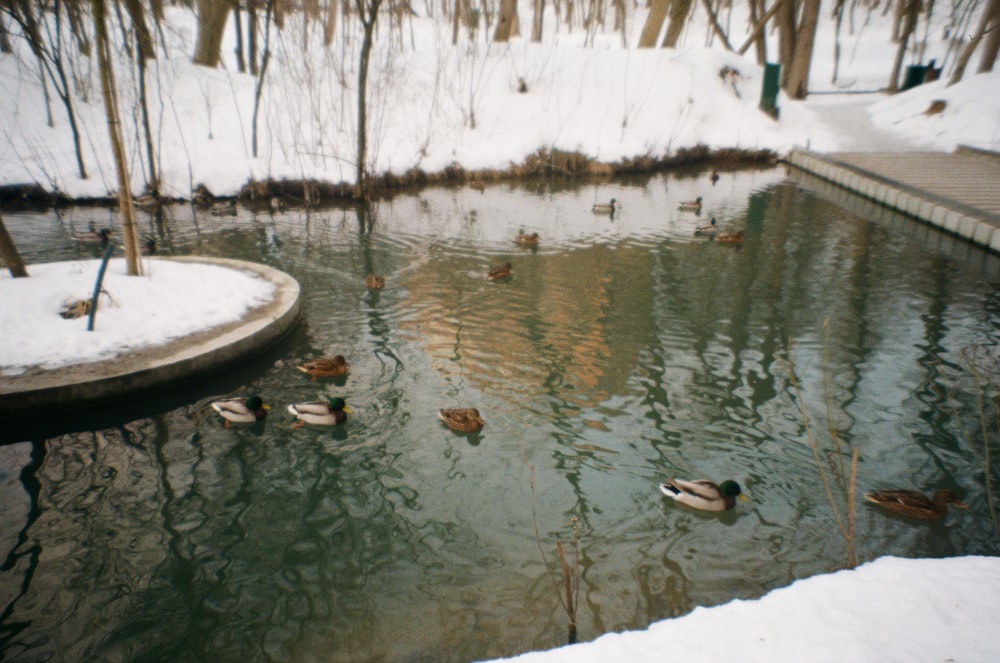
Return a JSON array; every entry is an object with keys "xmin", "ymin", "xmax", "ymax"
[
  {"xmin": 354, "ymin": 0, "xmax": 388, "ymax": 198},
  {"xmin": 0, "ymin": 215, "xmax": 28, "ymax": 278},
  {"xmin": 888, "ymin": 0, "xmax": 921, "ymax": 91},
  {"xmin": 665, "ymin": 0, "xmax": 695, "ymax": 49},
  {"xmin": 784, "ymin": 0, "xmax": 821, "ymax": 98},
  {"xmin": 193, "ymin": 0, "xmax": 231, "ymax": 67},
  {"xmin": 494, "ymin": 0, "xmax": 519, "ymax": 41},
  {"xmin": 976, "ymin": 0, "xmax": 1000, "ymax": 72},
  {"xmin": 92, "ymin": 0, "xmax": 141, "ymax": 275}
]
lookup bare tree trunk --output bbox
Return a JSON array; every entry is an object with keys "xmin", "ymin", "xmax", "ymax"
[
  {"xmin": 355, "ymin": 0, "xmax": 387, "ymax": 199},
  {"xmin": 234, "ymin": 0, "xmax": 246, "ymax": 73},
  {"xmin": 976, "ymin": 0, "xmax": 1000, "ymax": 72},
  {"xmin": 193, "ymin": 0, "xmax": 231, "ymax": 67},
  {"xmin": 665, "ymin": 0, "xmax": 696, "ymax": 48},
  {"xmin": 531, "ymin": 0, "xmax": 545, "ymax": 41},
  {"xmin": 92, "ymin": 0, "xmax": 141, "ymax": 276},
  {"xmin": 0, "ymin": 214, "xmax": 29, "ymax": 278},
  {"xmin": 494, "ymin": 0, "xmax": 519, "ymax": 41},
  {"xmin": 747, "ymin": 0, "xmax": 768, "ymax": 64},
  {"xmin": 948, "ymin": 4, "xmax": 992, "ymax": 84},
  {"xmin": 784, "ymin": 0, "xmax": 820, "ymax": 98},
  {"xmin": 738, "ymin": 0, "xmax": 787, "ymax": 56},
  {"xmin": 776, "ymin": 0, "xmax": 796, "ymax": 88},
  {"xmin": 123, "ymin": 0, "xmax": 158, "ymax": 191},
  {"xmin": 888, "ymin": 0, "xmax": 920, "ymax": 92},
  {"xmin": 638, "ymin": 0, "xmax": 669, "ymax": 47},
  {"xmin": 252, "ymin": 0, "xmax": 274, "ymax": 157}
]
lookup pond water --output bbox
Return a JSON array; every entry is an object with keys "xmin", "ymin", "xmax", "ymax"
[{"xmin": 2, "ymin": 166, "xmax": 999, "ymax": 662}]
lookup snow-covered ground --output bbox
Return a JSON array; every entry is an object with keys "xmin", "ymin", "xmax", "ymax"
[{"xmin": 2, "ymin": 3, "xmax": 999, "ymax": 662}]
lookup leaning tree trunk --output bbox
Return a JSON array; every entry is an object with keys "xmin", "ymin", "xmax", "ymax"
[
  {"xmin": 664, "ymin": 0, "xmax": 695, "ymax": 48},
  {"xmin": 977, "ymin": 0, "xmax": 1000, "ymax": 72},
  {"xmin": 193, "ymin": 0, "xmax": 232, "ymax": 67},
  {"xmin": 888, "ymin": 0, "xmax": 920, "ymax": 92},
  {"xmin": 92, "ymin": 0, "xmax": 141, "ymax": 275},
  {"xmin": 637, "ymin": 0, "xmax": 669, "ymax": 47},
  {"xmin": 784, "ymin": 0, "xmax": 821, "ymax": 99},
  {"xmin": 776, "ymin": 0, "xmax": 797, "ymax": 89},
  {"xmin": 354, "ymin": 0, "xmax": 385, "ymax": 199},
  {"xmin": 0, "ymin": 215, "xmax": 29, "ymax": 278}
]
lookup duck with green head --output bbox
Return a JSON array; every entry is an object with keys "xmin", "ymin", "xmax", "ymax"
[
  {"xmin": 678, "ymin": 196, "xmax": 703, "ymax": 212},
  {"xmin": 288, "ymin": 397, "xmax": 351, "ymax": 427},
  {"xmin": 660, "ymin": 478, "xmax": 747, "ymax": 511},
  {"xmin": 591, "ymin": 198, "xmax": 617, "ymax": 215},
  {"xmin": 211, "ymin": 395, "xmax": 269, "ymax": 427}
]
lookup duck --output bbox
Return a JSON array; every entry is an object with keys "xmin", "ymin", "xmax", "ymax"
[
  {"xmin": 270, "ymin": 196, "xmax": 285, "ymax": 212},
  {"xmin": 210, "ymin": 199, "xmax": 237, "ymax": 216},
  {"xmin": 710, "ymin": 169, "xmax": 720, "ymax": 185},
  {"xmin": 487, "ymin": 261, "xmax": 513, "ymax": 281},
  {"xmin": 659, "ymin": 478, "xmax": 748, "ymax": 512},
  {"xmin": 438, "ymin": 408, "xmax": 485, "ymax": 433},
  {"xmin": 211, "ymin": 395, "xmax": 269, "ymax": 427},
  {"xmin": 864, "ymin": 489, "xmax": 968, "ymax": 519},
  {"xmin": 469, "ymin": 181, "xmax": 486, "ymax": 193},
  {"xmin": 514, "ymin": 230, "xmax": 540, "ymax": 246},
  {"xmin": 591, "ymin": 198, "xmax": 617, "ymax": 215},
  {"xmin": 288, "ymin": 397, "xmax": 351, "ymax": 427},
  {"xmin": 296, "ymin": 355, "xmax": 349, "ymax": 379},
  {"xmin": 365, "ymin": 273, "xmax": 385, "ymax": 289},
  {"xmin": 694, "ymin": 217, "xmax": 718, "ymax": 235},
  {"xmin": 72, "ymin": 222, "xmax": 112, "ymax": 247},
  {"xmin": 678, "ymin": 196, "xmax": 703, "ymax": 212},
  {"xmin": 715, "ymin": 230, "xmax": 745, "ymax": 244}
]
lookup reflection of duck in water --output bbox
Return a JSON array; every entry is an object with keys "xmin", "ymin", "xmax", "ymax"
[
  {"xmin": 864, "ymin": 489, "xmax": 967, "ymax": 519},
  {"xmin": 288, "ymin": 397, "xmax": 351, "ymax": 427},
  {"xmin": 591, "ymin": 198, "xmax": 616, "ymax": 215},
  {"xmin": 715, "ymin": 230, "xmax": 744, "ymax": 244},
  {"xmin": 73, "ymin": 222, "xmax": 112, "ymax": 247},
  {"xmin": 678, "ymin": 196, "xmax": 702, "ymax": 212},
  {"xmin": 659, "ymin": 478, "xmax": 747, "ymax": 511},
  {"xmin": 211, "ymin": 396, "xmax": 269, "ymax": 427},
  {"xmin": 438, "ymin": 408, "xmax": 485, "ymax": 433}
]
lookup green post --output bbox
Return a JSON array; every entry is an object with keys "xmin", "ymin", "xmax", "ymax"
[{"xmin": 760, "ymin": 62, "xmax": 781, "ymax": 119}]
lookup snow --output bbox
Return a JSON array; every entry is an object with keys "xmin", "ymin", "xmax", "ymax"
[
  {"xmin": 491, "ymin": 555, "xmax": 1000, "ymax": 663},
  {"xmin": 2, "ymin": 2, "xmax": 1000, "ymax": 662},
  {"xmin": 0, "ymin": 258, "xmax": 274, "ymax": 376}
]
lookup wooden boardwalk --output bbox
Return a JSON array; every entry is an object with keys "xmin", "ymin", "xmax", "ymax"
[{"xmin": 783, "ymin": 147, "xmax": 1000, "ymax": 254}]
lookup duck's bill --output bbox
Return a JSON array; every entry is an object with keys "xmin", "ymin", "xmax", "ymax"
[
  {"xmin": 342, "ymin": 405, "xmax": 353, "ymax": 413},
  {"xmin": 738, "ymin": 494, "xmax": 750, "ymax": 502}
]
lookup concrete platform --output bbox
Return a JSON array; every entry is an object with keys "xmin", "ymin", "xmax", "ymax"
[
  {"xmin": 783, "ymin": 147, "xmax": 1000, "ymax": 253},
  {"xmin": 0, "ymin": 257, "xmax": 301, "ymax": 418}
]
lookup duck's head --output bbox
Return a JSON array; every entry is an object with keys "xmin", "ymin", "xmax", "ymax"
[
  {"xmin": 696, "ymin": 196, "xmax": 703, "ymax": 203},
  {"xmin": 328, "ymin": 397, "xmax": 350, "ymax": 412},
  {"xmin": 720, "ymin": 480, "xmax": 747, "ymax": 500},
  {"xmin": 246, "ymin": 395, "xmax": 269, "ymax": 411}
]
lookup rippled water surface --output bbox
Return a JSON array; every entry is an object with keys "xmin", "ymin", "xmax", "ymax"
[{"xmin": 2, "ymin": 167, "xmax": 999, "ymax": 662}]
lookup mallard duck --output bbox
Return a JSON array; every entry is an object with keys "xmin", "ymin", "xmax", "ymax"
[
  {"xmin": 678, "ymin": 196, "xmax": 703, "ymax": 212},
  {"xmin": 591, "ymin": 198, "xmax": 617, "ymax": 215},
  {"xmin": 487, "ymin": 261, "xmax": 513, "ymax": 281},
  {"xmin": 864, "ymin": 489, "xmax": 968, "ymax": 519},
  {"xmin": 296, "ymin": 355, "xmax": 349, "ymax": 379},
  {"xmin": 659, "ymin": 478, "xmax": 748, "ymax": 512},
  {"xmin": 694, "ymin": 217, "xmax": 718, "ymax": 235},
  {"xmin": 288, "ymin": 397, "xmax": 351, "ymax": 427},
  {"xmin": 514, "ymin": 231, "xmax": 539, "ymax": 246},
  {"xmin": 211, "ymin": 396, "xmax": 269, "ymax": 427},
  {"xmin": 469, "ymin": 181, "xmax": 486, "ymax": 192},
  {"xmin": 210, "ymin": 199, "xmax": 237, "ymax": 216},
  {"xmin": 270, "ymin": 197, "xmax": 285, "ymax": 211},
  {"xmin": 715, "ymin": 230, "xmax": 745, "ymax": 244},
  {"xmin": 710, "ymin": 169, "xmax": 720, "ymax": 185},
  {"xmin": 438, "ymin": 408, "xmax": 485, "ymax": 433},
  {"xmin": 365, "ymin": 273, "xmax": 385, "ymax": 289}
]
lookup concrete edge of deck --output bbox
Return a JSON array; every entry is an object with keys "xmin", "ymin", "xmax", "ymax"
[
  {"xmin": 782, "ymin": 149, "xmax": 1000, "ymax": 254},
  {"xmin": 0, "ymin": 256, "xmax": 301, "ymax": 418}
]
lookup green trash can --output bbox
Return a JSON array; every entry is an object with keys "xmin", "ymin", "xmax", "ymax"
[
  {"xmin": 901, "ymin": 64, "xmax": 928, "ymax": 91},
  {"xmin": 760, "ymin": 62, "xmax": 780, "ymax": 119}
]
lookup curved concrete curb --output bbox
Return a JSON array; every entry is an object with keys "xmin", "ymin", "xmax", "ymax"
[{"xmin": 0, "ymin": 257, "xmax": 300, "ymax": 418}]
